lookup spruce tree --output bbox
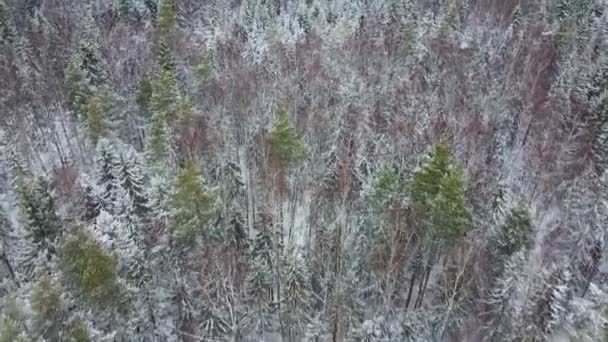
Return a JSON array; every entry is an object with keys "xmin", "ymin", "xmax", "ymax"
[
  {"xmin": 168, "ymin": 165, "xmax": 216, "ymax": 240},
  {"xmin": 282, "ymin": 249, "xmax": 309, "ymax": 338},
  {"xmin": 96, "ymin": 140, "xmax": 120, "ymax": 212},
  {"xmin": 411, "ymin": 141, "xmax": 470, "ymax": 242},
  {"xmin": 116, "ymin": 147, "xmax": 149, "ymax": 217},
  {"xmin": 496, "ymin": 207, "xmax": 533, "ymax": 258},
  {"xmin": 368, "ymin": 163, "xmax": 403, "ymax": 210},
  {"xmin": 16, "ymin": 176, "xmax": 57, "ymax": 245},
  {"xmin": 65, "ymin": 58, "xmax": 92, "ymax": 115},
  {"xmin": 0, "ymin": 0, "xmax": 16, "ymax": 46},
  {"xmin": 269, "ymin": 106, "xmax": 305, "ymax": 167},
  {"xmin": 85, "ymin": 94, "xmax": 106, "ymax": 146},
  {"xmin": 156, "ymin": 0, "xmax": 176, "ymax": 43},
  {"xmin": 136, "ymin": 71, "xmax": 153, "ymax": 114}
]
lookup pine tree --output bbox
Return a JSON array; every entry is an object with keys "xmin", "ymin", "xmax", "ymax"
[
  {"xmin": 136, "ymin": 72, "xmax": 153, "ymax": 114},
  {"xmin": 85, "ymin": 95, "xmax": 107, "ymax": 146},
  {"xmin": 59, "ymin": 227, "xmax": 120, "ymax": 306},
  {"xmin": 269, "ymin": 106, "xmax": 305, "ymax": 167},
  {"xmin": 168, "ymin": 165, "xmax": 216, "ymax": 240}
]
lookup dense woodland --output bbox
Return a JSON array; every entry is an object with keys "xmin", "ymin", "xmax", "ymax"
[{"xmin": 1, "ymin": 0, "xmax": 608, "ymax": 341}]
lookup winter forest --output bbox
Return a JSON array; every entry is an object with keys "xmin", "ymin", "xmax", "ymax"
[{"xmin": 1, "ymin": 0, "xmax": 608, "ymax": 341}]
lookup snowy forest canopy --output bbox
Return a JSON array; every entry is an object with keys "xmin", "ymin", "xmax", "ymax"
[{"xmin": 1, "ymin": 0, "xmax": 608, "ymax": 341}]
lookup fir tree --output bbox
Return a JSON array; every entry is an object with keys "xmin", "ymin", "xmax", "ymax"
[
  {"xmin": 85, "ymin": 95, "xmax": 107, "ymax": 146},
  {"xmin": 269, "ymin": 106, "xmax": 305, "ymax": 167},
  {"xmin": 136, "ymin": 71, "xmax": 153, "ymax": 114},
  {"xmin": 168, "ymin": 165, "xmax": 216, "ymax": 240}
]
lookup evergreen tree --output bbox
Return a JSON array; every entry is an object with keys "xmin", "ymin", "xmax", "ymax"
[
  {"xmin": 146, "ymin": 112, "xmax": 170, "ymax": 165},
  {"xmin": 368, "ymin": 163, "xmax": 403, "ymax": 210},
  {"xmin": 96, "ymin": 140, "xmax": 120, "ymax": 212},
  {"xmin": 158, "ymin": 41, "xmax": 176, "ymax": 75},
  {"xmin": 247, "ymin": 255, "xmax": 274, "ymax": 337},
  {"xmin": 0, "ymin": 301, "xmax": 28, "ymax": 342},
  {"xmin": 496, "ymin": 207, "xmax": 533, "ymax": 258},
  {"xmin": 85, "ymin": 94, "xmax": 107, "ymax": 146},
  {"xmin": 411, "ymin": 141, "xmax": 470, "ymax": 242},
  {"xmin": 116, "ymin": 146, "xmax": 149, "ymax": 217},
  {"xmin": 168, "ymin": 165, "xmax": 216, "ymax": 240},
  {"xmin": 0, "ymin": 0, "xmax": 16, "ymax": 46},
  {"xmin": 282, "ymin": 249, "xmax": 309, "ymax": 339},
  {"xmin": 136, "ymin": 72, "xmax": 153, "ymax": 114},
  {"xmin": 60, "ymin": 227, "xmax": 120, "ymax": 306},
  {"xmin": 30, "ymin": 277, "xmax": 66, "ymax": 340},
  {"xmin": 16, "ymin": 176, "xmax": 57, "ymax": 246},
  {"xmin": 269, "ymin": 106, "xmax": 305, "ymax": 167},
  {"xmin": 156, "ymin": 0, "xmax": 176, "ymax": 43},
  {"xmin": 195, "ymin": 50, "xmax": 212, "ymax": 85},
  {"xmin": 65, "ymin": 58, "xmax": 92, "ymax": 115},
  {"xmin": 251, "ymin": 212, "xmax": 274, "ymax": 269}
]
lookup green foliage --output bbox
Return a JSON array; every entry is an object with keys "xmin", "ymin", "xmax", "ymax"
[
  {"xmin": 85, "ymin": 95, "xmax": 106, "ymax": 146},
  {"xmin": 269, "ymin": 106, "xmax": 305, "ymax": 167},
  {"xmin": 65, "ymin": 59, "xmax": 91, "ymax": 115},
  {"xmin": 157, "ymin": 0, "xmax": 176, "ymax": 43},
  {"xmin": 146, "ymin": 113, "xmax": 169, "ymax": 164},
  {"xmin": 195, "ymin": 50, "xmax": 212, "ymax": 85},
  {"xmin": 30, "ymin": 277, "xmax": 66, "ymax": 340},
  {"xmin": 411, "ymin": 142, "xmax": 470, "ymax": 242},
  {"xmin": 151, "ymin": 67, "xmax": 177, "ymax": 121},
  {"xmin": 65, "ymin": 318, "xmax": 91, "ymax": 342},
  {"xmin": 136, "ymin": 72, "xmax": 153, "ymax": 114},
  {"xmin": 60, "ymin": 228, "xmax": 120, "ymax": 306},
  {"xmin": 0, "ymin": 0, "xmax": 16, "ymax": 46},
  {"xmin": 169, "ymin": 165, "xmax": 216, "ymax": 240},
  {"xmin": 158, "ymin": 41, "xmax": 176, "ymax": 75},
  {"xmin": 401, "ymin": 20, "xmax": 416, "ymax": 55},
  {"xmin": 16, "ymin": 177, "xmax": 57, "ymax": 244},
  {"xmin": 0, "ymin": 301, "xmax": 28, "ymax": 342},
  {"xmin": 368, "ymin": 163, "xmax": 403, "ymax": 209},
  {"xmin": 497, "ymin": 207, "xmax": 533, "ymax": 257}
]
